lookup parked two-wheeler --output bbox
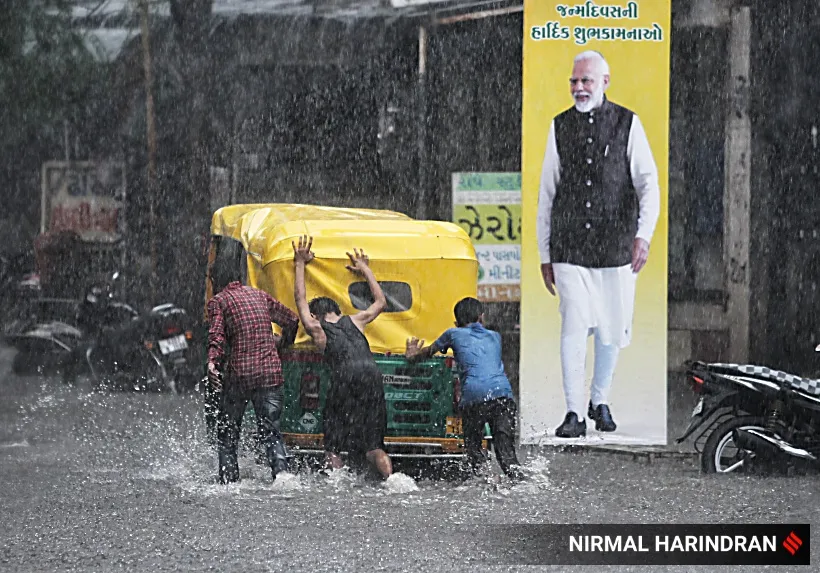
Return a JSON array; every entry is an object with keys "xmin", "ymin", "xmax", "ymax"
[
  {"xmin": 7, "ymin": 272, "xmax": 201, "ymax": 393},
  {"xmin": 75, "ymin": 287, "xmax": 201, "ymax": 393},
  {"xmin": 4, "ymin": 297, "xmax": 91, "ymax": 375},
  {"xmin": 121, "ymin": 302, "xmax": 201, "ymax": 393},
  {"xmin": 676, "ymin": 353, "xmax": 820, "ymax": 474},
  {"xmin": 0, "ymin": 251, "xmax": 42, "ymax": 339}
]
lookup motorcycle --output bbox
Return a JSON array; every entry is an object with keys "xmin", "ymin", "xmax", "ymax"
[
  {"xmin": 4, "ymin": 297, "xmax": 91, "ymax": 375},
  {"xmin": 7, "ymin": 271, "xmax": 201, "ymax": 393},
  {"xmin": 0, "ymin": 254, "xmax": 43, "ymax": 343},
  {"xmin": 125, "ymin": 302, "xmax": 201, "ymax": 393},
  {"xmin": 676, "ymin": 351, "xmax": 820, "ymax": 474},
  {"xmin": 76, "ymin": 274, "xmax": 201, "ymax": 393}
]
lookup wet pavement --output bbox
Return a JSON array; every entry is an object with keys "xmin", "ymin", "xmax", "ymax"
[{"xmin": 0, "ymin": 344, "xmax": 817, "ymax": 572}]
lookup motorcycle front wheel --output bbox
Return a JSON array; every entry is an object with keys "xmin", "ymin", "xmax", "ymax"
[
  {"xmin": 132, "ymin": 349, "xmax": 176, "ymax": 392},
  {"xmin": 170, "ymin": 369, "xmax": 201, "ymax": 394},
  {"xmin": 701, "ymin": 415, "xmax": 767, "ymax": 474},
  {"xmin": 87, "ymin": 347, "xmax": 172, "ymax": 393}
]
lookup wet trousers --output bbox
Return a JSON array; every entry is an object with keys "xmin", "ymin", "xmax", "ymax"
[
  {"xmin": 462, "ymin": 397, "xmax": 521, "ymax": 478},
  {"xmin": 217, "ymin": 385, "xmax": 288, "ymax": 483},
  {"xmin": 204, "ymin": 379, "xmax": 220, "ymax": 443}
]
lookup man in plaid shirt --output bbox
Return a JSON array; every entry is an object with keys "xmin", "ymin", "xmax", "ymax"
[{"xmin": 207, "ymin": 275, "xmax": 299, "ymax": 484}]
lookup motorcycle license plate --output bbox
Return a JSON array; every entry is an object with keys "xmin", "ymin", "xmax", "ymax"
[
  {"xmin": 158, "ymin": 334, "xmax": 188, "ymax": 355},
  {"xmin": 691, "ymin": 398, "xmax": 704, "ymax": 417}
]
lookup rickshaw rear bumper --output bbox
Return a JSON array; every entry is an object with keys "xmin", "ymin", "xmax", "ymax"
[{"xmin": 282, "ymin": 433, "xmax": 489, "ymax": 459}]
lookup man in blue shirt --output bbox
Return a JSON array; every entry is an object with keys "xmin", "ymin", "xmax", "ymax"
[{"xmin": 406, "ymin": 297, "xmax": 523, "ymax": 480}]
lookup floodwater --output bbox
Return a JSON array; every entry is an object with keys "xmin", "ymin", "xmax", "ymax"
[{"xmin": 0, "ymin": 345, "xmax": 816, "ymax": 572}]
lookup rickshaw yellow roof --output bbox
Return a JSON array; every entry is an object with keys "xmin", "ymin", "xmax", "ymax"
[
  {"xmin": 208, "ymin": 204, "xmax": 479, "ymax": 354},
  {"xmin": 211, "ymin": 203, "xmax": 476, "ymax": 266},
  {"xmin": 211, "ymin": 204, "xmax": 413, "ymax": 238}
]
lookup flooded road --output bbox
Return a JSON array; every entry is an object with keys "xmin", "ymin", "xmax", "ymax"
[{"xmin": 1, "ymin": 345, "xmax": 817, "ymax": 572}]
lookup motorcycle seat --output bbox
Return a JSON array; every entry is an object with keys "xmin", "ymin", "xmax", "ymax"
[{"xmin": 708, "ymin": 362, "xmax": 820, "ymax": 397}]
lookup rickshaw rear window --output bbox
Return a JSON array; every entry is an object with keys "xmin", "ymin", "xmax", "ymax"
[{"xmin": 348, "ymin": 281, "xmax": 412, "ymax": 313}]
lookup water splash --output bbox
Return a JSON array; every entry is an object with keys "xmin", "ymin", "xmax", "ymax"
[
  {"xmin": 271, "ymin": 471, "xmax": 303, "ymax": 493},
  {"xmin": 320, "ymin": 465, "xmax": 361, "ymax": 492},
  {"xmin": 383, "ymin": 472, "xmax": 419, "ymax": 494},
  {"xmin": 514, "ymin": 454, "xmax": 554, "ymax": 492}
]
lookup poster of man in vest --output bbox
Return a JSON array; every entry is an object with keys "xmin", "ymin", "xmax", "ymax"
[{"xmin": 520, "ymin": 0, "xmax": 670, "ymax": 446}]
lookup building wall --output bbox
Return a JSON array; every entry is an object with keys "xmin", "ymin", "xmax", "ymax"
[
  {"xmin": 112, "ymin": 1, "xmax": 820, "ymax": 379},
  {"xmin": 751, "ymin": 0, "xmax": 820, "ymax": 375},
  {"xmin": 201, "ymin": 7, "xmax": 745, "ymax": 378},
  {"xmin": 667, "ymin": 5, "xmax": 732, "ymax": 371},
  {"xmin": 223, "ymin": 17, "xmax": 420, "ymax": 216},
  {"xmin": 425, "ymin": 14, "xmax": 524, "ymax": 394}
]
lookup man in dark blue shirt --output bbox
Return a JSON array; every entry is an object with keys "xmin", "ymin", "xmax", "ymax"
[{"xmin": 406, "ymin": 297, "xmax": 523, "ymax": 480}]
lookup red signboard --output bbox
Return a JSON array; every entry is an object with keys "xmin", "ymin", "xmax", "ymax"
[{"xmin": 41, "ymin": 161, "xmax": 126, "ymax": 242}]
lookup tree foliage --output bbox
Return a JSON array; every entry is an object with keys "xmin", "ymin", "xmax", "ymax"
[{"xmin": 0, "ymin": 0, "xmax": 107, "ymax": 165}]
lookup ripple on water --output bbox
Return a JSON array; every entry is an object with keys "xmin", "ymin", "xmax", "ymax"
[
  {"xmin": 11, "ymin": 375, "xmax": 562, "ymax": 510},
  {"xmin": 0, "ymin": 439, "xmax": 30, "ymax": 448}
]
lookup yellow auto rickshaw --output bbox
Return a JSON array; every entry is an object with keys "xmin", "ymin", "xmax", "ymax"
[{"xmin": 204, "ymin": 203, "xmax": 481, "ymax": 462}]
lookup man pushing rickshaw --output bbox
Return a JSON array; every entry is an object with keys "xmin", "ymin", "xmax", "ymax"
[{"xmin": 203, "ymin": 204, "xmax": 520, "ymax": 483}]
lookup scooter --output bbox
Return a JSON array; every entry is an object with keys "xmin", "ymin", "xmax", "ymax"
[{"xmin": 676, "ymin": 348, "xmax": 820, "ymax": 474}]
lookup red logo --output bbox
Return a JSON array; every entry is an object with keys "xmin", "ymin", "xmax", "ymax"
[{"xmin": 783, "ymin": 532, "xmax": 803, "ymax": 555}]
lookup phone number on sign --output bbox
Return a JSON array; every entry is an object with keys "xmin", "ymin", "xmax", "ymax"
[{"xmin": 477, "ymin": 284, "xmax": 520, "ymax": 302}]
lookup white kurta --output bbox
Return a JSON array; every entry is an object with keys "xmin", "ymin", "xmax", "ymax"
[
  {"xmin": 536, "ymin": 106, "xmax": 661, "ymax": 350},
  {"xmin": 553, "ymin": 262, "xmax": 636, "ymax": 348}
]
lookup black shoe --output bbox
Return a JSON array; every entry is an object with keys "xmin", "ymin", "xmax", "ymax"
[
  {"xmin": 555, "ymin": 412, "xmax": 586, "ymax": 438},
  {"xmin": 588, "ymin": 401, "xmax": 617, "ymax": 432}
]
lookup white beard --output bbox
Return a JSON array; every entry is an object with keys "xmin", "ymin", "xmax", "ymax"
[{"xmin": 574, "ymin": 88, "xmax": 605, "ymax": 113}]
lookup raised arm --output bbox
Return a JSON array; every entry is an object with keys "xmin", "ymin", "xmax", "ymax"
[
  {"xmin": 292, "ymin": 235, "xmax": 327, "ymax": 352},
  {"xmin": 405, "ymin": 329, "xmax": 452, "ymax": 363},
  {"xmin": 347, "ymin": 248, "xmax": 386, "ymax": 332},
  {"xmin": 405, "ymin": 337, "xmax": 439, "ymax": 363}
]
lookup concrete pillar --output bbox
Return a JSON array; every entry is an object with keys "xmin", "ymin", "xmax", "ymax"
[{"xmin": 724, "ymin": 5, "xmax": 752, "ymax": 362}]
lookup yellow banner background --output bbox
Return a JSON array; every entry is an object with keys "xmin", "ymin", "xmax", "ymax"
[{"xmin": 519, "ymin": 0, "xmax": 670, "ymax": 445}]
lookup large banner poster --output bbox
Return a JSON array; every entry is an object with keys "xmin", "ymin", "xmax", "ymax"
[{"xmin": 520, "ymin": 0, "xmax": 670, "ymax": 445}]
